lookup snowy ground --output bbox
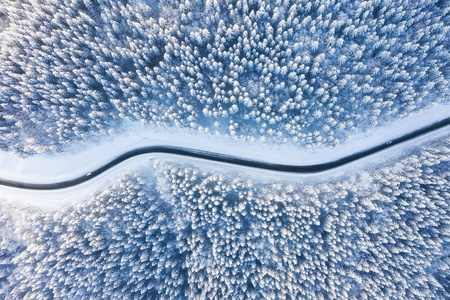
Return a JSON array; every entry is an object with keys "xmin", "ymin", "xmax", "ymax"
[
  {"xmin": 0, "ymin": 103, "xmax": 448, "ymax": 184},
  {"xmin": 0, "ymin": 104, "xmax": 448, "ymax": 210}
]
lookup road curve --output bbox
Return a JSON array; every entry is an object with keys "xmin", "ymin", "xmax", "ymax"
[{"xmin": 1, "ymin": 117, "xmax": 449, "ymax": 190}]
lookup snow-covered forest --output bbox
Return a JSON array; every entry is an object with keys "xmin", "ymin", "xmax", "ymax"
[
  {"xmin": 0, "ymin": 0, "xmax": 449, "ymax": 299},
  {"xmin": 0, "ymin": 137, "xmax": 448, "ymax": 299},
  {"xmin": 0, "ymin": 0, "xmax": 448, "ymax": 154}
]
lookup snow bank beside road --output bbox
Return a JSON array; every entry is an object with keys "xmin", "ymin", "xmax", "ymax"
[
  {"xmin": 0, "ymin": 104, "xmax": 448, "ymax": 185},
  {"xmin": 0, "ymin": 125, "xmax": 448, "ymax": 210}
]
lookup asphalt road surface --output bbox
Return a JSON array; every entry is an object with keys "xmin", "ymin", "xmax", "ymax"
[{"xmin": 1, "ymin": 117, "xmax": 449, "ymax": 190}]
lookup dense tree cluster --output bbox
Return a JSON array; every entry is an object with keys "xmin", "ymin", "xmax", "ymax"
[
  {"xmin": 0, "ymin": 138, "xmax": 449, "ymax": 299},
  {"xmin": 0, "ymin": 0, "xmax": 449, "ymax": 154}
]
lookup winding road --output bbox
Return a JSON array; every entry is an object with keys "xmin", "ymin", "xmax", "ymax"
[{"xmin": 1, "ymin": 117, "xmax": 449, "ymax": 190}]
